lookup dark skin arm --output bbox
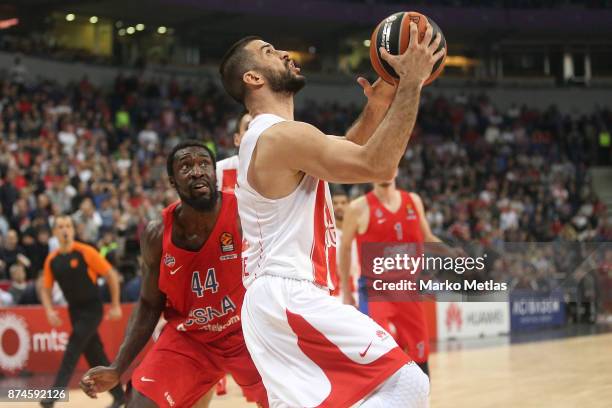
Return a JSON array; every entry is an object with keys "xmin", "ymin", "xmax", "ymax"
[{"xmin": 79, "ymin": 220, "xmax": 166, "ymax": 398}]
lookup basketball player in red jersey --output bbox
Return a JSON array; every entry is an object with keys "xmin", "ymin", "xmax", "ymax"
[
  {"xmin": 214, "ymin": 111, "xmax": 251, "ymax": 396},
  {"xmin": 330, "ymin": 186, "xmax": 357, "ymax": 297},
  {"xmin": 216, "ymin": 112, "xmax": 252, "ymax": 193},
  {"xmin": 339, "ymin": 176, "xmax": 460, "ymax": 376},
  {"xmin": 79, "ymin": 140, "xmax": 267, "ymax": 408},
  {"xmin": 219, "ymin": 23, "xmax": 442, "ymax": 407}
]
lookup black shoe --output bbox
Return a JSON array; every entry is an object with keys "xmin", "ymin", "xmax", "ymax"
[{"xmin": 39, "ymin": 400, "xmax": 54, "ymax": 408}]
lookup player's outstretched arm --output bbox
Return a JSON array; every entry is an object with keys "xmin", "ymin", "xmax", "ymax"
[
  {"xmin": 79, "ymin": 220, "xmax": 166, "ymax": 399},
  {"xmin": 262, "ymin": 23, "xmax": 442, "ymax": 185}
]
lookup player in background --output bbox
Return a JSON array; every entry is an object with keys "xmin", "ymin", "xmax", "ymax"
[
  {"xmin": 339, "ymin": 176, "xmax": 461, "ymax": 376},
  {"xmin": 219, "ymin": 22, "xmax": 442, "ymax": 407},
  {"xmin": 330, "ymin": 186, "xmax": 358, "ymax": 297},
  {"xmin": 79, "ymin": 141, "xmax": 267, "ymax": 408},
  {"xmin": 216, "ymin": 112, "xmax": 252, "ymax": 193}
]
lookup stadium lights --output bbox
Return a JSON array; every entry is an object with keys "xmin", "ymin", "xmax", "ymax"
[
  {"xmin": 65, "ymin": 13, "xmax": 75, "ymax": 22},
  {"xmin": 118, "ymin": 28, "xmax": 126, "ymax": 36},
  {"xmin": 0, "ymin": 18, "xmax": 19, "ymax": 30},
  {"xmin": 126, "ymin": 26, "xmax": 135, "ymax": 35},
  {"xmin": 363, "ymin": 39, "xmax": 371, "ymax": 47},
  {"xmin": 136, "ymin": 23, "xmax": 145, "ymax": 31},
  {"xmin": 89, "ymin": 16, "xmax": 98, "ymax": 24},
  {"xmin": 157, "ymin": 26, "xmax": 167, "ymax": 34}
]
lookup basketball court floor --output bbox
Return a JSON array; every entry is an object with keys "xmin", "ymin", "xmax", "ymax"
[{"xmin": 3, "ymin": 324, "xmax": 611, "ymax": 407}]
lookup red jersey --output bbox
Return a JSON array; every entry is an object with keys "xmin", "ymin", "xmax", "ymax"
[
  {"xmin": 355, "ymin": 190, "xmax": 430, "ymax": 363},
  {"xmin": 356, "ymin": 190, "xmax": 424, "ymax": 256},
  {"xmin": 158, "ymin": 192, "xmax": 244, "ymax": 342}
]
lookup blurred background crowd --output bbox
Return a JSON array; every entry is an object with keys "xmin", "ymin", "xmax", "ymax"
[{"xmin": 0, "ymin": 58, "xmax": 610, "ymax": 311}]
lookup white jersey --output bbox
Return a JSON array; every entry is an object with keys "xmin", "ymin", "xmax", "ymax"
[
  {"xmin": 216, "ymin": 154, "xmax": 239, "ymax": 193},
  {"xmin": 236, "ymin": 113, "xmax": 337, "ymax": 289}
]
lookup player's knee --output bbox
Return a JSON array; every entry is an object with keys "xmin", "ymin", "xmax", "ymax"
[{"xmin": 400, "ymin": 362, "xmax": 430, "ymax": 403}]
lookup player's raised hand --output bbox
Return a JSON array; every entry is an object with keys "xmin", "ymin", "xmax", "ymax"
[
  {"xmin": 357, "ymin": 77, "xmax": 397, "ymax": 108},
  {"xmin": 79, "ymin": 366, "xmax": 120, "ymax": 398},
  {"xmin": 379, "ymin": 22, "xmax": 443, "ymax": 86}
]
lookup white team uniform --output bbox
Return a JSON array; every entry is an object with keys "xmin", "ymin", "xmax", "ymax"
[
  {"xmin": 216, "ymin": 154, "xmax": 239, "ymax": 192},
  {"xmin": 236, "ymin": 114, "xmax": 418, "ymax": 408}
]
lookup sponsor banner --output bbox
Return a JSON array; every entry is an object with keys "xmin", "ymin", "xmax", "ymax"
[
  {"xmin": 0, "ymin": 304, "xmax": 146, "ymax": 374},
  {"xmin": 436, "ymin": 301, "xmax": 510, "ymax": 340},
  {"xmin": 510, "ymin": 290, "xmax": 565, "ymax": 331}
]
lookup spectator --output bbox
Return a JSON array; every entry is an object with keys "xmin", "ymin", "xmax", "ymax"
[
  {"xmin": 72, "ymin": 198, "xmax": 102, "ymax": 244},
  {"xmin": 8, "ymin": 263, "xmax": 28, "ymax": 304},
  {"xmin": 0, "ymin": 229, "xmax": 30, "ymax": 279},
  {"xmin": 8, "ymin": 56, "xmax": 27, "ymax": 85}
]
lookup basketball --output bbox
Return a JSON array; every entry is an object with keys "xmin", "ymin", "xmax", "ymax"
[{"xmin": 370, "ymin": 11, "xmax": 447, "ymax": 85}]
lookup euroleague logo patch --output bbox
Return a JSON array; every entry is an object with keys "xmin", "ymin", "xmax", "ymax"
[
  {"xmin": 406, "ymin": 202, "xmax": 417, "ymax": 220},
  {"xmin": 220, "ymin": 232, "xmax": 234, "ymax": 253},
  {"xmin": 163, "ymin": 253, "xmax": 176, "ymax": 268}
]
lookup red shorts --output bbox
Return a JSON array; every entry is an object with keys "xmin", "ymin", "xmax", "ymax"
[
  {"xmin": 132, "ymin": 326, "xmax": 267, "ymax": 407},
  {"xmin": 367, "ymin": 301, "xmax": 429, "ymax": 363}
]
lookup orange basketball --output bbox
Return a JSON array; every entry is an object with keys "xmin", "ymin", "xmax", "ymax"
[{"xmin": 370, "ymin": 11, "xmax": 447, "ymax": 86}]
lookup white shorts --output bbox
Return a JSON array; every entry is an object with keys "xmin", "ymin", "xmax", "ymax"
[{"xmin": 242, "ymin": 275, "xmax": 410, "ymax": 408}]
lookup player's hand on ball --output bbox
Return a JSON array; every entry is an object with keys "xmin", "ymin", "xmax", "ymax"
[
  {"xmin": 106, "ymin": 305, "xmax": 122, "ymax": 321},
  {"xmin": 379, "ymin": 22, "xmax": 443, "ymax": 86},
  {"xmin": 79, "ymin": 366, "xmax": 120, "ymax": 398},
  {"xmin": 357, "ymin": 77, "xmax": 397, "ymax": 108}
]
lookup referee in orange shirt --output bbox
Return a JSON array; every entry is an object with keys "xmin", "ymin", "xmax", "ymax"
[{"xmin": 39, "ymin": 215, "xmax": 125, "ymax": 408}]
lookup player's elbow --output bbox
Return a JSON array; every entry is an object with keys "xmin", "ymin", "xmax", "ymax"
[
  {"xmin": 370, "ymin": 163, "xmax": 397, "ymax": 182},
  {"xmin": 345, "ymin": 151, "xmax": 393, "ymax": 182}
]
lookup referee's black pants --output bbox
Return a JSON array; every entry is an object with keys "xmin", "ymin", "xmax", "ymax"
[{"xmin": 50, "ymin": 302, "xmax": 124, "ymax": 402}]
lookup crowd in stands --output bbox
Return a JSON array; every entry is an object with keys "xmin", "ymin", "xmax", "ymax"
[{"xmin": 0, "ymin": 58, "xmax": 610, "ymax": 307}]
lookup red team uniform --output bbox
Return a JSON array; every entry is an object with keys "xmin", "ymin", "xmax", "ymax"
[
  {"xmin": 356, "ymin": 190, "xmax": 430, "ymax": 364},
  {"xmin": 131, "ymin": 192, "xmax": 267, "ymax": 407}
]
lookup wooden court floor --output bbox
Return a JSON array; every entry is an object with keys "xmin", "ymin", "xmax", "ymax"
[{"xmin": 7, "ymin": 332, "xmax": 612, "ymax": 408}]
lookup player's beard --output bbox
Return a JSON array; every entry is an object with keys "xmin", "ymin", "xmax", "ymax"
[
  {"xmin": 264, "ymin": 64, "xmax": 305, "ymax": 95},
  {"xmin": 178, "ymin": 188, "xmax": 219, "ymax": 212}
]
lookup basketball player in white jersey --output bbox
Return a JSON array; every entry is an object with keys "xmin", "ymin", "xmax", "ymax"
[
  {"xmin": 219, "ymin": 23, "xmax": 442, "ymax": 407},
  {"xmin": 216, "ymin": 112, "xmax": 252, "ymax": 193}
]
